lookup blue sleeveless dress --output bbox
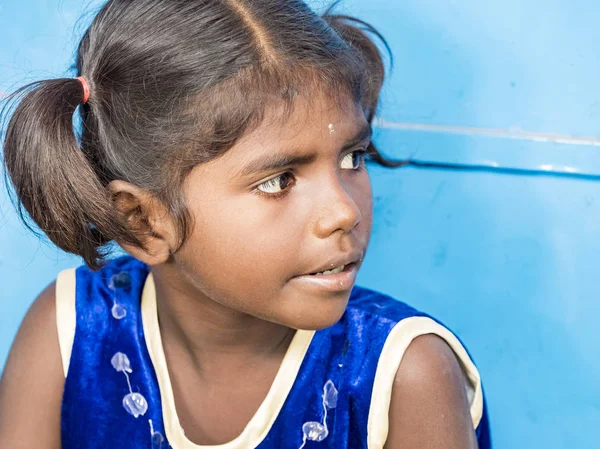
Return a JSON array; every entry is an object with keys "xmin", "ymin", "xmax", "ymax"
[{"xmin": 55, "ymin": 256, "xmax": 491, "ymax": 449}]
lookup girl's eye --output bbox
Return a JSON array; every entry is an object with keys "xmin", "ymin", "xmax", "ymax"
[
  {"xmin": 340, "ymin": 150, "xmax": 367, "ymax": 170},
  {"xmin": 256, "ymin": 172, "xmax": 295, "ymax": 195}
]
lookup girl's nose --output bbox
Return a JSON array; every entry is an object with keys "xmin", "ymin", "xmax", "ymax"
[{"xmin": 312, "ymin": 179, "xmax": 362, "ymax": 239}]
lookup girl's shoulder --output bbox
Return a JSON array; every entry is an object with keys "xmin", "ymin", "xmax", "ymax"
[
  {"xmin": 59, "ymin": 254, "xmax": 150, "ymax": 320},
  {"xmin": 342, "ymin": 285, "xmax": 483, "ymax": 402},
  {"xmin": 53, "ymin": 255, "xmax": 151, "ymax": 383},
  {"xmin": 335, "ymin": 286, "xmax": 489, "ymax": 447}
]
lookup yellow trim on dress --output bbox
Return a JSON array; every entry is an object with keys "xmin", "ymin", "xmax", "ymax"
[{"xmin": 55, "ymin": 268, "xmax": 77, "ymax": 377}]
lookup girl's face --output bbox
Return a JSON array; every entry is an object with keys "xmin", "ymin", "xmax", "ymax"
[{"xmin": 174, "ymin": 92, "xmax": 373, "ymax": 330}]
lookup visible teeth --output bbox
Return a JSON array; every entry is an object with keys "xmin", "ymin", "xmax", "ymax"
[{"xmin": 315, "ymin": 265, "xmax": 345, "ymax": 276}]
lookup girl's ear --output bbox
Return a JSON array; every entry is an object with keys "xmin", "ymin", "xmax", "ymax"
[{"xmin": 108, "ymin": 180, "xmax": 177, "ymax": 265}]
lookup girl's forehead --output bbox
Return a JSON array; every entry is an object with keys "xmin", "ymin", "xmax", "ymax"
[{"xmin": 250, "ymin": 92, "xmax": 365, "ymax": 142}]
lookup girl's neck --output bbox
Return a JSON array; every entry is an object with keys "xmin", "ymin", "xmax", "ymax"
[{"xmin": 150, "ymin": 265, "xmax": 295, "ymax": 376}]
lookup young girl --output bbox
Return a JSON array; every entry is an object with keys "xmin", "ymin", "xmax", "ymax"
[{"xmin": 0, "ymin": 1, "xmax": 491, "ymax": 448}]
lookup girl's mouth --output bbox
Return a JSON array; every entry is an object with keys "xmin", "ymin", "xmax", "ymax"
[{"xmin": 292, "ymin": 263, "xmax": 358, "ymax": 293}]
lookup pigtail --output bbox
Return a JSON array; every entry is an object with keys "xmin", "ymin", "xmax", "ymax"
[
  {"xmin": 2, "ymin": 78, "xmax": 138, "ymax": 269},
  {"xmin": 322, "ymin": 9, "xmax": 407, "ymax": 169}
]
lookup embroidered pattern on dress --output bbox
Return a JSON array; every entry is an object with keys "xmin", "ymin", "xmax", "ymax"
[
  {"xmin": 108, "ymin": 270, "xmax": 168, "ymax": 447},
  {"xmin": 149, "ymin": 419, "xmax": 165, "ymax": 449},
  {"xmin": 111, "ymin": 352, "xmax": 149, "ymax": 418},
  {"xmin": 109, "ymin": 271, "xmax": 130, "ymax": 320},
  {"xmin": 298, "ymin": 380, "xmax": 338, "ymax": 449}
]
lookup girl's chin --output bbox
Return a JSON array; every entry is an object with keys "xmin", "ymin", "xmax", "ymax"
[{"xmin": 277, "ymin": 294, "xmax": 351, "ymax": 331}]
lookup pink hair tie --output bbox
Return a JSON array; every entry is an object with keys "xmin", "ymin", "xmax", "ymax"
[{"xmin": 76, "ymin": 76, "xmax": 90, "ymax": 104}]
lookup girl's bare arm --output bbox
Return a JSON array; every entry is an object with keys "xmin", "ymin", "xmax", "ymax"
[{"xmin": 0, "ymin": 283, "xmax": 63, "ymax": 449}]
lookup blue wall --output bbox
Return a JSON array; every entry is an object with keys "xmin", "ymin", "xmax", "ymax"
[{"xmin": 1, "ymin": 1, "xmax": 599, "ymax": 447}]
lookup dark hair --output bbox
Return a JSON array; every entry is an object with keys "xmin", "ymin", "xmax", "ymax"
[{"xmin": 2, "ymin": 0, "xmax": 404, "ymax": 270}]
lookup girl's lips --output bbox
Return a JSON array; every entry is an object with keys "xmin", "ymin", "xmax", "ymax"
[{"xmin": 290, "ymin": 262, "xmax": 358, "ymax": 293}]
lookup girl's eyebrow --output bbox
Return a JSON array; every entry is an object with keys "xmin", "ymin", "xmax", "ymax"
[{"xmin": 234, "ymin": 123, "xmax": 373, "ymax": 178}]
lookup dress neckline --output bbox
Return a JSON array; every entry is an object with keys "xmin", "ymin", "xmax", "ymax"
[{"xmin": 140, "ymin": 273, "xmax": 316, "ymax": 449}]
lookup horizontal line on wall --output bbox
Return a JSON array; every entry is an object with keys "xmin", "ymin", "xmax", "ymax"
[
  {"xmin": 375, "ymin": 119, "xmax": 600, "ymax": 148},
  {"xmin": 399, "ymin": 159, "xmax": 600, "ymax": 181}
]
